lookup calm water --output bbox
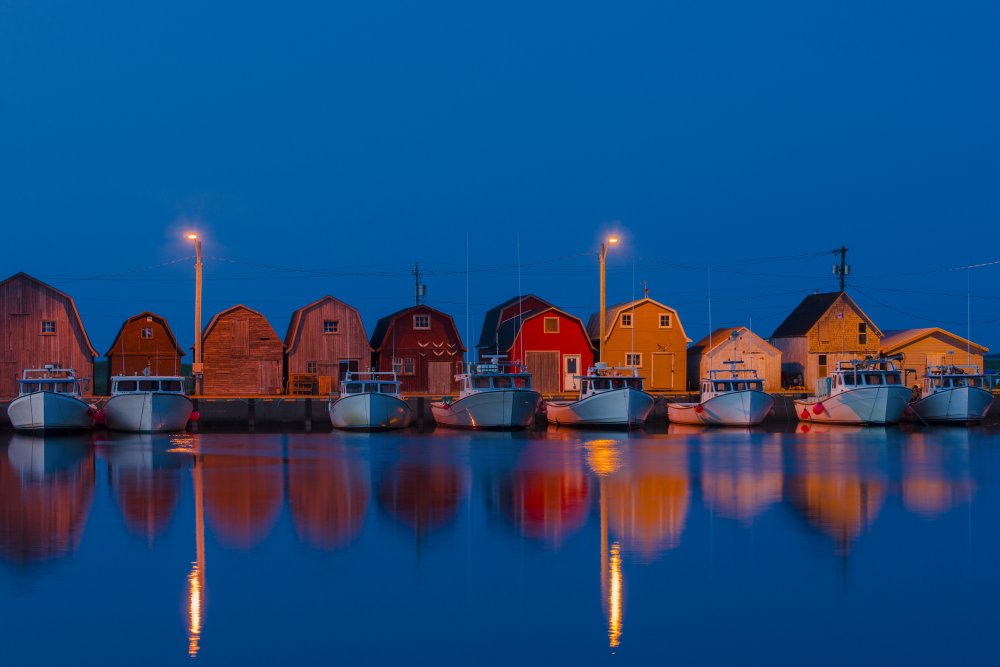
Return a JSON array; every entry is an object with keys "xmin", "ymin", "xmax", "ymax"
[{"xmin": 1, "ymin": 425, "xmax": 999, "ymax": 666}]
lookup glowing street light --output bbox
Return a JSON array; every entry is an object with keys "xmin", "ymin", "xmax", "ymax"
[
  {"xmin": 187, "ymin": 233, "xmax": 204, "ymax": 394},
  {"xmin": 598, "ymin": 236, "xmax": 620, "ymax": 362}
]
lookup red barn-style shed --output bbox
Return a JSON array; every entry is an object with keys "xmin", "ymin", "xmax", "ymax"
[
  {"xmin": 105, "ymin": 312, "xmax": 185, "ymax": 386},
  {"xmin": 370, "ymin": 305, "xmax": 464, "ymax": 394},
  {"xmin": 478, "ymin": 295, "xmax": 594, "ymax": 393},
  {"xmin": 284, "ymin": 295, "xmax": 372, "ymax": 394},
  {"xmin": 202, "ymin": 305, "xmax": 284, "ymax": 396},
  {"xmin": 0, "ymin": 272, "xmax": 98, "ymax": 398}
]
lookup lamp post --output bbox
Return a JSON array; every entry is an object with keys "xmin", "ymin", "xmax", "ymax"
[
  {"xmin": 187, "ymin": 233, "xmax": 203, "ymax": 395},
  {"xmin": 598, "ymin": 236, "xmax": 619, "ymax": 362}
]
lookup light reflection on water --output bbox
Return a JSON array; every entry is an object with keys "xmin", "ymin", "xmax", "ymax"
[{"xmin": 0, "ymin": 426, "xmax": 998, "ymax": 665}]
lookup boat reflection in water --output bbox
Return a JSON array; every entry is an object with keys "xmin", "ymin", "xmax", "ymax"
[
  {"xmin": 378, "ymin": 439, "xmax": 467, "ymax": 539},
  {"xmin": 700, "ymin": 436, "xmax": 783, "ymax": 523},
  {"xmin": 900, "ymin": 428, "xmax": 975, "ymax": 517},
  {"xmin": 0, "ymin": 433, "xmax": 94, "ymax": 564}
]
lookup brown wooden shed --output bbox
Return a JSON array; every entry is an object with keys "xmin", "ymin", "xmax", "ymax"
[
  {"xmin": 370, "ymin": 305, "xmax": 465, "ymax": 394},
  {"xmin": 687, "ymin": 327, "xmax": 782, "ymax": 391},
  {"xmin": 105, "ymin": 311, "xmax": 185, "ymax": 387},
  {"xmin": 880, "ymin": 328, "xmax": 989, "ymax": 384},
  {"xmin": 284, "ymin": 295, "xmax": 372, "ymax": 395},
  {"xmin": 0, "ymin": 272, "xmax": 98, "ymax": 398},
  {"xmin": 202, "ymin": 305, "xmax": 284, "ymax": 396}
]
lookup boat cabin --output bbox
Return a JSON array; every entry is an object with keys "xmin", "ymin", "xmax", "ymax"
[
  {"xmin": 111, "ymin": 376, "xmax": 186, "ymax": 395},
  {"xmin": 700, "ymin": 363, "xmax": 765, "ymax": 396},
  {"xmin": 577, "ymin": 365, "xmax": 645, "ymax": 397},
  {"xmin": 17, "ymin": 368, "xmax": 87, "ymax": 397},
  {"xmin": 459, "ymin": 358, "xmax": 533, "ymax": 395},
  {"xmin": 339, "ymin": 371, "xmax": 402, "ymax": 397},
  {"xmin": 921, "ymin": 365, "xmax": 988, "ymax": 394},
  {"xmin": 819, "ymin": 359, "xmax": 903, "ymax": 397}
]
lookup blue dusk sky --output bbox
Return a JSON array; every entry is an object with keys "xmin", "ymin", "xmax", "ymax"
[{"xmin": 1, "ymin": 0, "xmax": 998, "ymax": 355}]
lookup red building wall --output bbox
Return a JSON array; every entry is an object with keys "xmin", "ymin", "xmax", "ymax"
[
  {"xmin": 509, "ymin": 310, "xmax": 594, "ymax": 392},
  {"xmin": 374, "ymin": 307, "xmax": 464, "ymax": 394}
]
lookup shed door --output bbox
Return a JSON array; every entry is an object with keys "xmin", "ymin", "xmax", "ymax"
[
  {"xmin": 526, "ymin": 351, "xmax": 559, "ymax": 394},
  {"xmin": 428, "ymin": 361, "xmax": 452, "ymax": 395},
  {"xmin": 563, "ymin": 355, "xmax": 581, "ymax": 391},
  {"xmin": 652, "ymin": 353, "xmax": 674, "ymax": 390},
  {"xmin": 260, "ymin": 361, "xmax": 282, "ymax": 394},
  {"xmin": 233, "ymin": 321, "xmax": 250, "ymax": 358}
]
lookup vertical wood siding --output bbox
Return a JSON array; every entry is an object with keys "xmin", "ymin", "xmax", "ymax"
[
  {"xmin": 105, "ymin": 312, "xmax": 184, "ymax": 387},
  {"xmin": 285, "ymin": 297, "xmax": 371, "ymax": 391},
  {"xmin": 373, "ymin": 306, "xmax": 464, "ymax": 394},
  {"xmin": 203, "ymin": 305, "xmax": 284, "ymax": 395}
]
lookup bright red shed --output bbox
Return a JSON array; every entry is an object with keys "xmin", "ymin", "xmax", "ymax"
[{"xmin": 370, "ymin": 305, "xmax": 465, "ymax": 394}]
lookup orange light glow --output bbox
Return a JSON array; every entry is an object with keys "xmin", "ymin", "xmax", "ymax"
[
  {"xmin": 186, "ymin": 233, "xmax": 199, "ymax": 240},
  {"xmin": 607, "ymin": 236, "xmax": 620, "ymax": 245},
  {"xmin": 188, "ymin": 561, "xmax": 202, "ymax": 657},
  {"xmin": 608, "ymin": 541, "xmax": 623, "ymax": 648}
]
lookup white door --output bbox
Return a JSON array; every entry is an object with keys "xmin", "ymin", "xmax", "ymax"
[{"xmin": 563, "ymin": 355, "xmax": 581, "ymax": 391}]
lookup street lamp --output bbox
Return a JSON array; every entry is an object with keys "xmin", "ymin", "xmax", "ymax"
[
  {"xmin": 598, "ymin": 236, "xmax": 619, "ymax": 362},
  {"xmin": 187, "ymin": 233, "xmax": 203, "ymax": 394}
]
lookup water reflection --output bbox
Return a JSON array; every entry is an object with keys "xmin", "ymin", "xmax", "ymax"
[
  {"xmin": 378, "ymin": 441, "xmax": 465, "ymax": 538},
  {"xmin": 900, "ymin": 429, "xmax": 975, "ymax": 517},
  {"xmin": 0, "ymin": 434, "xmax": 94, "ymax": 564},
  {"xmin": 701, "ymin": 439, "xmax": 783, "ymax": 523},
  {"xmin": 203, "ymin": 436, "xmax": 284, "ymax": 549}
]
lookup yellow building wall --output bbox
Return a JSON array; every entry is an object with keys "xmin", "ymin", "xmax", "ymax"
[
  {"xmin": 602, "ymin": 301, "xmax": 687, "ymax": 391},
  {"xmin": 886, "ymin": 332, "xmax": 985, "ymax": 387}
]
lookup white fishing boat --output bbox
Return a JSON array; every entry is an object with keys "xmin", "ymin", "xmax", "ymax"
[
  {"xmin": 668, "ymin": 361, "xmax": 774, "ymax": 426},
  {"xmin": 328, "ymin": 370, "xmax": 413, "ymax": 430},
  {"xmin": 104, "ymin": 375, "xmax": 194, "ymax": 432},
  {"xmin": 7, "ymin": 367, "xmax": 94, "ymax": 433},
  {"xmin": 546, "ymin": 364, "xmax": 655, "ymax": 428},
  {"xmin": 909, "ymin": 365, "xmax": 994, "ymax": 423},
  {"xmin": 431, "ymin": 357, "xmax": 541, "ymax": 430},
  {"xmin": 795, "ymin": 356, "xmax": 911, "ymax": 425}
]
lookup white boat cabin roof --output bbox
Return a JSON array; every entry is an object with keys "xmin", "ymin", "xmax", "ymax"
[
  {"xmin": 19, "ymin": 367, "xmax": 81, "ymax": 381},
  {"xmin": 702, "ymin": 360, "xmax": 762, "ymax": 383},
  {"xmin": 924, "ymin": 364, "xmax": 985, "ymax": 378},
  {"xmin": 576, "ymin": 363, "xmax": 644, "ymax": 380},
  {"xmin": 340, "ymin": 370, "xmax": 402, "ymax": 395}
]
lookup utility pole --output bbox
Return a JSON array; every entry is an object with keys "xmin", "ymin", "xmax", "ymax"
[
  {"xmin": 413, "ymin": 262, "xmax": 425, "ymax": 305},
  {"xmin": 641, "ymin": 280, "xmax": 649, "ymax": 298},
  {"xmin": 835, "ymin": 246, "xmax": 849, "ymax": 292}
]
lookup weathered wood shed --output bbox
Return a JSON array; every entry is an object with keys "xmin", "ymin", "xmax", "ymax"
[
  {"xmin": 479, "ymin": 295, "xmax": 595, "ymax": 394},
  {"xmin": 284, "ymin": 295, "xmax": 372, "ymax": 394},
  {"xmin": 586, "ymin": 296, "xmax": 691, "ymax": 392},
  {"xmin": 770, "ymin": 291, "xmax": 881, "ymax": 391},
  {"xmin": 202, "ymin": 305, "xmax": 284, "ymax": 396},
  {"xmin": 880, "ymin": 328, "xmax": 989, "ymax": 384},
  {"xmin": 105, "ymin": 311, "xmax": 185, "ymax": 387},
  {"xmin": 687, "ymin": 327, "xmax": 782, "ymax": 391},
  {"xmin": 0, "ymin": 272, "xmax": 98, "ymax": 398},
  {"xmin": 370, "ymin": 305, "xmax": 465, "ymax": 394}
]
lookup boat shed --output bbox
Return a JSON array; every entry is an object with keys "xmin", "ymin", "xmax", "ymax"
[
  {"xmin": 284, "ymin": 296, "xmax": 372, "ymax": 395},
  {"xmin": 479, "ymin": 295, "xmax": 594, "ymax": 394},
  {"xmin": 104, "ymin": 311, "xmax": 185, "ymax": 388},
  {"xmin": 202, "ymin": 305, "xmax": 284, "ymax": 395},
  {"xmin": 687, "ymin": 327, "xmax": 782, "ymax": 391},
  {"xmin": 586, "ymin": 296, "xmax": 691, "ymax": 392},
  {"xmin": 370, "ymin": 305, "xmax": 465, "ymax": 394},
  {"xmin": 769, "ymin": 292, "xmax": 882, "ymax": 391},
  {"xmin": 880, "ymin": 328, "xmax": 989, "ymax": 385},
  {"xmin": 0, "ymin": 272, "xmax": 98, "ymax": 398}
]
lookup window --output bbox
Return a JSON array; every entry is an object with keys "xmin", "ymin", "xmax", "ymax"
[
  {"xmin": 394, "ymin": 357, "xmax": 416, "ymax": 375},
  {"xmin": 162, "ymin": 380, "xmax": 182, "ymax": 392},
  {"xmin": 659, "ymin": 313, "xmax": 672, "ymax": 328},
  {"xmin": 323, "ymin": 320, "xmax": 339, "ymax": 334},
  {"xmin": 118, "ymin": 380, "xmax": 138, "ymax": 392},
  {"xmin": 141, "ymin": 327, "xmax": 153, "ymax": 339},
  {"xmin": 40, "ymin": 320, "xmax": 56, "ymax": 334},
  {"xmin": 139, "ymin": 380, "xmax": 158, "ymax": 391},
  {"xmin": 858, "ymin": 322, "xmax": 867, "ymax": 345},
  {"xmin": 621, "ymin": 313, "xmax": 632, "ymax": 328},
  {"xmin": 543, "ymin": 317, "xmax": 560, "ymax": 333},
  {"xmin": 626, "ymin": 353, "xmax": 641, "ymax": 367},
  {"xmin": 413, "ymin": 314, "xmax": 430, "ymax": 330},
  {"xmin": 818, "ymin": 354, "xmax": 828, "ymax": 378},
  {"xmin": 306, "ymin": 361, "xmax": 317, "ymax": 373}
]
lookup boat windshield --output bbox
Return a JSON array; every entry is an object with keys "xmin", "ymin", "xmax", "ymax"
[
  {"xmin": 114, "ymin": 379, "xmax": 185, "ymax": 393},
  {"xmin": 935, "ymin": 376, "xmax": 983, "ymax": 388},
  {"xmin": 711, "ymin": 380, "xmax": 763, "ymax": 392},
  {"xmin": 19, "ymin": 380, "xmax": 79, "ymax": 395},
  {"xmin": 344, "ymin": 382, "xmax": 398, "ymax": 394},
  {"xmin": 471, "ymin": 375, "xmax": 532, "ymax": 390}
]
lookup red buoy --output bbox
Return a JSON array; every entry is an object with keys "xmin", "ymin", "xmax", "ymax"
[
  {"xmin": 189, "ymin": 410, "xmax": 201, "ymax": 422},
  {"xmin": 93, "ymin": 410, "xmax": 107, "ymax": 423},
  {"xmin": 694, "ymin": 404, "xmax": 704, "ymax": 414},
  {"xmin": 800, "ymin": 409, "xmax": 810, "ymax": 420},
  {"xmin": 800, "ymin": 424, "xmax": 811, "ymax": 433},
  {"xmin": 812, "ymin": 403, "xmax": 825, "ymax": 415}
]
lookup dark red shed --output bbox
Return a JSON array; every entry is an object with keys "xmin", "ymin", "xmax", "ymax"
[
  {"xmin": 370, "ymin": 305, "xmax": 465, "ymax": 394},
  {"xmin": 105, "ymin": 311, "xmax": 185, "ymax": 386}
]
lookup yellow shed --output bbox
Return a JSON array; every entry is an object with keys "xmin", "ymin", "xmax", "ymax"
[
  {"xmin": 880, "ymin": 328, "xmax": 988, "ymax": 385},
  {"xmin": 587, "ymin": 297, "xmax": 691, "ymax": 392},
  {"xmin": 687, "ymin": 327, "xmax": 783, "ymax": 392}
]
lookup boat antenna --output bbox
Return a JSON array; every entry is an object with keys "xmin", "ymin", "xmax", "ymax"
[
  {"xmin": 120, "ymin": 327, "xmax": 126, "ymax": 375},
  {"xmin": 967, "ymin": 267, "xmax": 972, "ymax": 366},
  {"xmin": 707, "ymin": 264, "xmax": 713, "ymax": 368},
  {"xmin": 517, "ymin": 233, "xmax": 524, "ymax": 364},
  {"xmin": 630, "ymin": 253, "xmax": 636, "ymax": 370},
  {"xmin": 465, "ymin": 233, "xmax": 470, "ymax": 371}
]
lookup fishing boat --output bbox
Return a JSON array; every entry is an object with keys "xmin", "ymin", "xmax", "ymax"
[
  {"xmin": 431, "ymin": 357, "xmax": 541, "ymax": 430},
  {"xmin": 7, "ymin": 367, "xmax": 94, "ymax": 433},
  {"xmin": 795, "ymin": 356, "xmax": 911, "ymax": 425},
  {"xmin": 104, "ymin": 374, "xmax": 194, "ymax": 432},
  {"xmin": 328, "ymin": 370, "xmax": 412, "ymax": 430},
  {"xmin": 908, "ymin": 365, "xmax": 994, "ymax": 423},
  {"xmin": 668, "ymin": 360, "xmax": 774, "ymax": 426},
  {"xmin": 546, "ymin": 363, "xmax": 655, "ymax": 428}
]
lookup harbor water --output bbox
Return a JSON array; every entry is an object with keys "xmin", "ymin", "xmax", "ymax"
[{"xmin": 1, "ymin": 426, "xmax": 998, "ymax": 665}]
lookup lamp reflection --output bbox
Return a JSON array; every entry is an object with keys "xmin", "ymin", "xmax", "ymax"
[
  {"xmin": 186, "ymin": 435, "xmax": 206, "ymax": 658},
  {"xmin": 585, "ymin": 437, "xmax": 625, "ymax": 650},
  {"xmin": 288, "ymin": 439, "xmax": 369, "ymax": 550},
  {"xmin": 700, "ymin": 441, "xmax": 783, "ymax": 523}
]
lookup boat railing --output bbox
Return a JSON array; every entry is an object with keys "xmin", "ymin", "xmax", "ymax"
[
  {"xmin": 344, "ymin": 370, "xmax": 401, "ymax": 383},
  {"xmin": 925, "ymin": 364, "xmax": 984, "ymax": 376}
]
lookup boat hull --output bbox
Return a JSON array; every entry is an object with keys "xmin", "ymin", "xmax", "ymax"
[
  {"xmin": 329, "ymin": 393, "xmax": 413, "ymax": 430},
  {"xmin": 431, "ymin": 389, "xmax": 541, "ymax": 430},
  {"xmin": 910, "ymin": 386, "xmax": 994, "ymax": 423},
  {"xmin": 668, "ymin": 390, "xmax": 774, "ymax": 426},
  {"xmin": 104, "ymin": 393, "xmax": 193, "ymax": 432},
  {"xmin": 7, "ymin": 392, "xmax": 93, "ymax": 433},
  {"xmin": 546, "ymin": 388, "xmax": 654, "ymax": 428},
  {"xmin": 795, "ymin": 386, "xmax": 911, "ymax": 425}
]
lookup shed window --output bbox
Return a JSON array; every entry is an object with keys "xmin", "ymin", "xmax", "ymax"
[
  {"xmin": 140, "ymin": 327, "xmax": 153, "ymax": 339},
  {"xmin": 620, "ymin": 313, "xmax": 632, "ymax": 328},
  {"xmin": 394, "ymin": 357, "xmax": 416, "ymax": 375},
  {"xmin": 543, "ymin": 317, "xmax": 560, "ymax": 333},
  {"xmin": 626, "ymin": 353, "xmax": 641, "ymax": 367},
  {"xmin": 40, "ymin": 320, "xmax": 56, "ymax": 334},
  {"xmin": 659, "ymin": 314, "xmax": 672, "ymax": 328},
  {"xmin": 323, "ymin": 320, "xmax": 339, "ymax": 334},
  {"xmin": 858, "ymin": 322, "xmax": 868, "ymax": 345},
  {"xmin": 818, "ymin": 354, "xmax": 828, "ymax": 378},
  {"xmin": 306, "ymin": 361, "xmax": 317, "ymax": 373},
  {"xmin": 413, "ymin": 314, "xmax": 430, "ymax": 330}
]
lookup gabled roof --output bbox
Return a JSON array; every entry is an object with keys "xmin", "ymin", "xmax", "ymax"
[
  {"xmin": 104, "ymin": 311, "xmax": 185, "ymax": 357},
  {"xmin": 477, "ymin": 295, "xmax": 553, "ymax": 350},
  {"xmin": 0, "ymin": 272, "xmax": 99, "ymax": 357},
  {"xmin": 585, "ymin": 297, "xmax": 691, "ymax": 343},
  {"xmin": 771, "ymin": 292, "xmax": 881, "ymax": 338},
  {"xmin": 203, "ymin": 304, "xmax": 283, "ymax": 346},
  {"xmin": 880, "ymin": 328, "xmax": 989, "ymax": 355},
  {"xmin": 480, "ymin": 305, "xmax": 593, "ymax": 356},
  {"xmin": 370, "ymin": 304, "xmax": 465, "ymax": 351},
  {"xmin": 688, "ymin": 326, "xmax": 781, "ymax": 356},
  {"xmin": 284, "ymin": 295, "xmax": 371, "ymax": 355}
]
